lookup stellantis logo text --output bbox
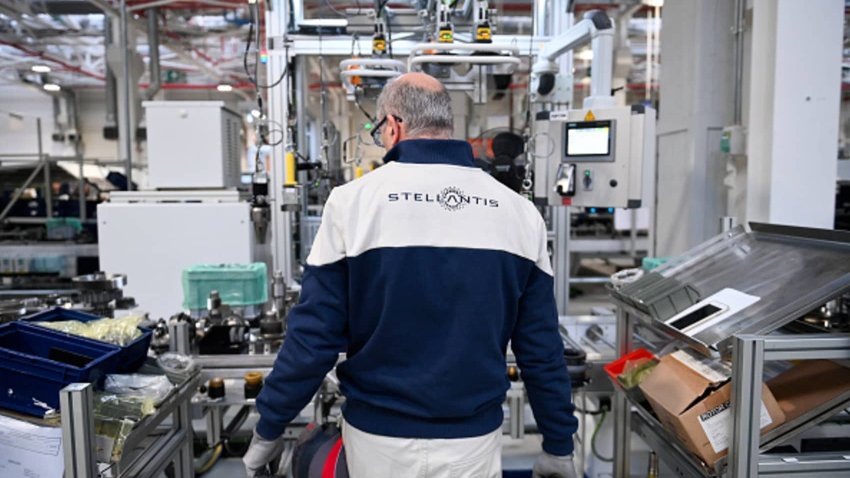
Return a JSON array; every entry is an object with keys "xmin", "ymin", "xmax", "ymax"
[{"xmin": 388, "ymin": 186, "xmax": 499, "ymax": 212}]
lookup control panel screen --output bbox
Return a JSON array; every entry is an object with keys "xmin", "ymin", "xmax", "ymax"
[{"xmin": 565, "ymin": 120, "xmax": 613, "ymax": 158}]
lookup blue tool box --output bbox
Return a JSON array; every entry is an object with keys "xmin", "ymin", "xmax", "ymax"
[
  {"xmin": 0, "ymin": 322, "xmax": 122, "ymax": 416},
  {"xmin": 24, "ymin": 307, "xmax": 153, "ymax": 373}
]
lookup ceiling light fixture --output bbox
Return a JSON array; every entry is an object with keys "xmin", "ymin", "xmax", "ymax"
[
  {"xmin": 43, "ymin": 83, "xmax": 61, "ymax": 92},
  {"xmin": 32, "ymin": 65, "xmax": 51, "ymax": 73},
  {"xmin": 217, "ymin": 84, "xmax": 233, "ymax": 92}
]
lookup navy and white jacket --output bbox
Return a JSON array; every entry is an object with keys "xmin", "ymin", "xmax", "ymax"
[{"xmin": 256, "ymin": 139, "xmax": 577, "ymax": 456}]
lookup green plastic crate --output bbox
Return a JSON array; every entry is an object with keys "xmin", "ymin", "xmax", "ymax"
[
  {"xmin": 46, "ymin": 217, "xmax": 82, "ymax": 240},
  {"xmin": 182, "ymin": 263, "xmax": 268, "ymax": 310},
  {"xmin": 641, "ymin": 257, "xmax": 671, "ymax": 271}
]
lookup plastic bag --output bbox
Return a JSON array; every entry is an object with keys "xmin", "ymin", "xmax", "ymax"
[
  {"xmin": 618, "ymin": 357, "xmax": 658, "ymax": 389},
  {"xmin": 94, "ymin": 393, "xmax": 157, "ymax": 421},
  {"xmin": 156, "ymin": 352, "xmax": 198, "ymax": 383},
  {"xmin": 40, "ymin": 315, "xmax": 143, "ymax": 346},
  {"xmin": 104, "ymin": 374, "xmax": 174, "ymax": 405},
  {"xmin": 94, "ymin": 417, "xmax": 136, "ymax": 462}
]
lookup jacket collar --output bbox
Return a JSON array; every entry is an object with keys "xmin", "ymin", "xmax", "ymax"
[{"xmin": 383, "ymin": 139, "xmax": 476, "ymax": 168}]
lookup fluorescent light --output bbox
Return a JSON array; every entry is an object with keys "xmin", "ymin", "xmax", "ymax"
[
  {"xmin": 642, "ymin": 0, "xmax": 664, "ymax": 6},
  {"xmin": 43, "ymin": 83, "xmax": 61, "ymax": 92},
  {"xmin": 32, "ymin": 65, "xmax": 51, "ymax": 73},
  {"xmin": 575, "ymin": 49, "xmax": 593, "ymax": 61},
  {"xmin": 217, "ymin": 84, "xmax": 233, "ymax": 92},
  {"xmin": 299, "ymin": 19, "xmax": 348, "ymax": 28}
]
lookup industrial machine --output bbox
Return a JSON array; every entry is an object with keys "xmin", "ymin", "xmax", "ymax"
[
  {"xmin": 525, "ymin": 10, "xmax": 655, "ymax": 212},
  {"xmin": 533, "ymin": 106, "xmax": 656, "ymax": 210},
  {"xmin": 143, "ymin": 101, "xmax": 243, "ymax": 190},
  {"xmin": 98, "ymin": 100, "xmax": 274, "ymax": 321}
]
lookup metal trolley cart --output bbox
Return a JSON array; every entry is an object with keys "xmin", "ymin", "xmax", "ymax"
[
  {"xmin": 609, "ymin": 223, "xmax": 850, "ymax": 478},
  {"xmin": 61, "ymin": 368, "xmax": 201, "ymax": 478}
]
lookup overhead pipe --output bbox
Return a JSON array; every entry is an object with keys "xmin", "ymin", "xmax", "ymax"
[
  {"xmin": 0, "ymin": 40, "xmax": 105, "ymax": 81},
  {"xmin": 86, "ymin": 0, "xmax": 252, "ymax": 101},
  {"xmin": 144, "ymin": 7, "xmax": 161, "ymax": 100}
]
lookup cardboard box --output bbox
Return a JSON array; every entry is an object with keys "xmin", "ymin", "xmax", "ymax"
[
  {"xmin": 639, "ymin": 351, "xmax": 786, "ymax": 466},
  {"xmin": 768, "ymin": 359, "xmax": 850, "ymax": 422}
]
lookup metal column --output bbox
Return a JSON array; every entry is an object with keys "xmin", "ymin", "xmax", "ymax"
[
  {"xmin": 729, "ymin": 335, "xmax": 765, "ymax": 478},
  {"xmin": 119, "ymin": 0, "xmax": 134, "ymax": 189},
  {"xmin": 38, "ymin": 118, "xmax": 52, "ymax": 218},
  {"xmin": 552, "ymin": 206, "xmax": 571, "ymax": 314},
  {"xmin": 266, "ymin": 0, "xmax": 296, "ymax": 283},
  {"xmin": 79, "ymin": 154, "xmax": 86, "ymax": 221},
  {"xmin": 612, "ymin": 308, "xmax": 633, "ymax": 478},
  {"xmin": 206, "ymin": 406, "xmax": 224, "ymax": 446},
  {"xmin": 169, "ymin": 321, "xmax": 192, "ymax": 355},
  {"xmin": 60, "ymin": 383, "xmax": 97, "ymax": 478},
  {"xmin": 173, "ymin": 400, "xmax": 194, "ymax": 477}
]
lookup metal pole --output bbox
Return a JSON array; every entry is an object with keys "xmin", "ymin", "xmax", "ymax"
[
  {"xmin": 174, "ymin": 400, "xmax": 194, "ymax": 477},
  {"xmin": 168, "ymin": 321, "xmax": 192, "ymax": 355},
  {"xmin": 144, "ymin": 7, "xmax": 161, "ymax": 99},
  {"xmin": 732, "ymin": 0, "xmax": 745, "ymax": 125},
  {"xmin": 120, "ymin": 0, "xmax": 134, "ymax": 189},
  {"xmin": 612, "ymin": 307, "xmax": 633, "ymax": 478},
  {"xmin": 60, "ymin": 383, "xmax": 97, "ymax": 478},
  {"xmin": 729, "ymin": 335, "xmax": 764, "ymax": 478},
  {"xmin": 267, "ymin": 0, "xmax": 295, "ymax": 284},
  {"xmin": 553, "ymin": 206, "xmax": 571, "ymax": 314},
  {"xmin": 38, "ymin": 118, "xmax": 53, "ymax": 218},
  {"xmin": 79, "ymin": 155, "xmax": 86, "ymax": 221}
]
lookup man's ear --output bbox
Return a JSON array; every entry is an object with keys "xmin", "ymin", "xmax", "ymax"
[{"xmin": 389, "ymin": 116, "xmax": 403, "ymax": 146}]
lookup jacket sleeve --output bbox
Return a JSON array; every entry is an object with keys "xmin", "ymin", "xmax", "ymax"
[
  {"xmin": 511, "ymin": 217, "xmax": 578, "ymax": 456},
  {"xmin": 255, "ymin": 191, "xmax": 349, "ymax": 440}
]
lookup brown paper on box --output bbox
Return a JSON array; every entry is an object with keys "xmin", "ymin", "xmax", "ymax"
[
  {"xmin": 767, "ymin": 359, "xmax": 850, "ymax": 422},
  {"xmin": 639, "ymin": 354, "xmax": 785, "ymax": 467}
]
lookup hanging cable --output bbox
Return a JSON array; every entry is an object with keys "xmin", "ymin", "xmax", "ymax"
[
  {"xmin": 322, "ymin": 0, "xmax": 347, "ymax": 17},
  {"xmin": 353, "ymin": 87, "xmax": 375, "ymax": 122},
  {"xmin": 591, "ymin": 411, "xmax": 614, "ymax": 463},
  {"xmin": 243, "ymin": 2, "xmax": 289, "ymax": 89},
  {"xmin": 317, "ymin": 26, "xmax": 336, "ymax": 167}
]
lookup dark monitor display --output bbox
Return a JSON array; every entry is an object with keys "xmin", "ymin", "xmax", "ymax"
[{"xmin": 669, "ymin": 304, "xmax": 723, "ymax": 331}]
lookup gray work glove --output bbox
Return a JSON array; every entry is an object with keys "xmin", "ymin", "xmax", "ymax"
[
  {"xmin": 243, "ymin": 429, "xmax": 285, "ymax": 477},
  {"xmin": 532, "ymin": 452, "xmax": 578, "ymax": 478}
]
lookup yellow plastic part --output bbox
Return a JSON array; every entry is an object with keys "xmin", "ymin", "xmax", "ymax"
[
  {"xmin": 476, "ymin": 27, "xmax": 492, "ymax": 41},
  {"xmin": 285, "ymin": 152, "xmax": 297, "ymax": 186},
  {"xmin": 40, "ymin": 315, "xmax": 143, "ymax": 346},
  {"xmin": 355, "ymin": 166, "xmax": 364, "ymax": 178}
]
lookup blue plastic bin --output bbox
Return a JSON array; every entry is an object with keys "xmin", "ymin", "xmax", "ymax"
[
  {"xmin": 23, "ymin": 308, "xmax": 153, "ymax": 373},
  {"xmin": 0, "ymin": 322, "xmax": 122, "ymax": 416}
]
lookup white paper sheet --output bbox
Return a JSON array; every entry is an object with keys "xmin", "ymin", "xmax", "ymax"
[{"xmin": 0, "ymin": 415, "xmax": 64, "ymax": 478}]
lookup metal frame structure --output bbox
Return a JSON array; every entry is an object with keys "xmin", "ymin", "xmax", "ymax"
[
  {"xmin": 0, "ymin": 116, "xmax": 51, "ymax": 223},
  {"xmin": 59, "ymin": 370, "xmax": 201, "ymax": 478},
  {"xmin": 611, "ymin": 300, "xmax": 850, "ymax": 478}
]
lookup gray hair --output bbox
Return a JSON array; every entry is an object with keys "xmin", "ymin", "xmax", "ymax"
[{"xmin": 376, "ymin": 78, "xmax": 454, "ymax": 138}]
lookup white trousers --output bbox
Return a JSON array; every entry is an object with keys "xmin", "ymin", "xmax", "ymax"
[{"xmin": 342, "ymin": 421, "xmax": 502, "ymax": 478}]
